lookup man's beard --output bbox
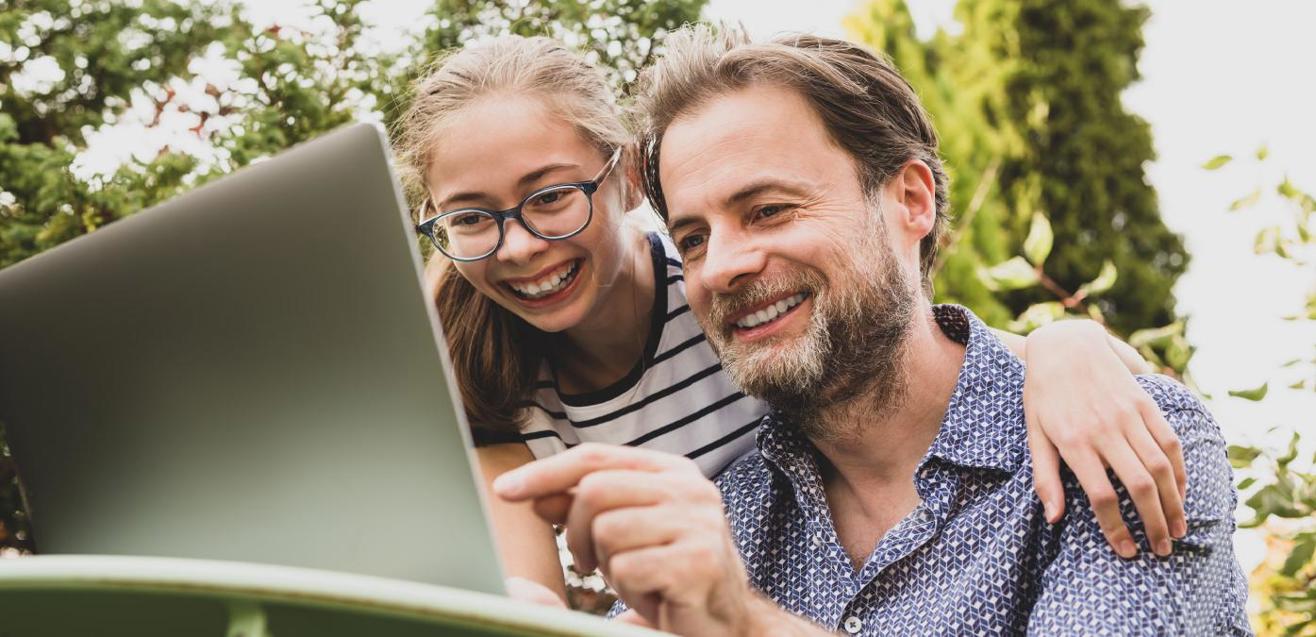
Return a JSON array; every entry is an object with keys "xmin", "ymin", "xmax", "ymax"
[{"xmin": 698, "ymin": 215, "xmax": 918, "ymax": 442}]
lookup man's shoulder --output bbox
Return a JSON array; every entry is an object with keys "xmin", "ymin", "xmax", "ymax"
[
  {"xmin": 1134, "ymin": 373, "xmax": 1211, "ymax": 420},
  {"xmin": 1132, "ymin": 374, "xmax": 1229, "ymax": 458},
  {"xmin": 1065, "ymin": 374, "xmax": 1236, "ymax": 529}
]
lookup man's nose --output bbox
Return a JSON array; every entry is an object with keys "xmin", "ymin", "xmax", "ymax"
[
  {"xmin": 698, "ymin": 228, "xmax": 766, "ymax": 294},
  {"xmin": 495, "ymin": 219, "xmax": 550, "ymax": 265}
]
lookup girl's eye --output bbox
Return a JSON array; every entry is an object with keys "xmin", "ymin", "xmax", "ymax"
[{"xmin": 533, "ymin": 191, "xmax": 563, "ymax": 206}]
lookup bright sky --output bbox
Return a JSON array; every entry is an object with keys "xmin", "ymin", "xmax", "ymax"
[{"xmin": 42, "ymin": 0, "xmax": 1314, "ymax": 570}]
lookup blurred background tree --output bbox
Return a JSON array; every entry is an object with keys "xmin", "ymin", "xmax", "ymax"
[{"xmin": 847, "ymin": 0, "xmax": 1188, "ymax": 336}]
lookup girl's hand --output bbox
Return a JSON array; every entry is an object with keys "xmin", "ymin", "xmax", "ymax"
[
  {"xmin": 1021, "ymin": 320, "xmax": 1187, "ymax": 559},
  {"xmin": 505, "ymin": 577, "xmax": 568, "ymax": 608}
]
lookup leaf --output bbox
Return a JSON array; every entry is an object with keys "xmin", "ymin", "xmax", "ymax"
[
  {"xmin": 1022, "ymin": 211, "xmax": 1053, "ymax": 266},
  {"xmin": 1008, "ymin": 302, "xmax": 1066, "ymax": 333},
  {"xmin": 1228, "ymin": 382, "xmax": 1269, "ymax": 401},
  {"xmin": 1255, "ymin": 145, "xmax": 1270, "ymax": 161},
  {"xmin": 1281, "ymin": 538, "xmax": 1315, "ymax": 577},
  {"xmin": 1202, "ymin": 154, "xmax": 1232, "ymax": 170},
  {"xmin": 1254, "ymin": 226, "xmax": 1281, "ymax": 255},
  {"xmin": 1228, "ymin": 187, "xmax": 1262, "ymax": 212},
  {"xmin": 1165, "ymin": 337, "xmax": 1193, "ymax": 371},
  {"xmin": 1278, "ymin": 178, "xmax": 1301, "ymax": 200},
  {"xmin": 1237, "ymin": 477, "xmax": 1257, "ymax": 491},
  {"xmin": 1290, "ymin": 379, "xmax": 1309, "ymax": 390},
  {"xmin": 1128, "ymin": 321, "xmax": 1185, "ymax": 349},
  {"xmin": 1245, "ymin": 478, "xmax": 1304, "ymax": 523},
  {"xmin": 1228, "ymin": 444, "xmax": 1262, "ymax": 469},
  {"xmin": 977, "ymin": 256, "xmax": 1039, "ymax": 292},
  {"xmin": 1277, "ymin": 431, "xmax": 1299, "ymax": 467},
  {"xmin": 1077, "ymin": 260, "xmax": 1118, "ymax": 297}
]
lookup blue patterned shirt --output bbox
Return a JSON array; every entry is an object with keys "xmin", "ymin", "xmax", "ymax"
[{"xmin": 709, "ymin": 305, "xmax": 1251, "ymax": 635}]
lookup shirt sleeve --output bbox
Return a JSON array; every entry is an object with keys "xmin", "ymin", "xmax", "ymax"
[
  {"xmin": 606, "ymin": 598, "xmax": 631, "ymax": 620},
  {"xmin": 1026, "ymin": 380, "xmax": 1252, "ymax": 636}
]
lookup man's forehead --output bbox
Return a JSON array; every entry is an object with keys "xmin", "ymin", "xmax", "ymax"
[{"xmin": 658, "ymin": 85, "xmax": 839, "ymax": 222}]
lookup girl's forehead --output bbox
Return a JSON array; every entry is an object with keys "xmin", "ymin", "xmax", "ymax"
[{"xmin": 426, "ymin": 99, "xmax": 601, "ymax": 205}]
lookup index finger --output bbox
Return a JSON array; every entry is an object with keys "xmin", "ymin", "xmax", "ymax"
[{"xmin": 492, "ymin": 443, "xmax": 690, "ymax": 501}]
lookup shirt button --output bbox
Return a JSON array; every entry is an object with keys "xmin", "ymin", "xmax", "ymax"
[{"xmin": 843, "ymin": 616, "xmax": 863, "ymax": 634}]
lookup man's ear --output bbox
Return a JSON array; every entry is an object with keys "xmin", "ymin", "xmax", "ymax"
[
  {"xmin": 622, "ymin": 147, "xmax": 645, "ymax": 211},
  {"xmin": 894, "ymin": 159, "xmax": 937, "ymax": 242}
]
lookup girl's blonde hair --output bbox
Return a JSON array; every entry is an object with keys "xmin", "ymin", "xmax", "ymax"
[{"xmin": 392, "ymin": 35, "xmax": 631, "ymax": 436}]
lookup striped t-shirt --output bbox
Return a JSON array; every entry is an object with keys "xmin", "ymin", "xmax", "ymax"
[{"xmin": 508, "ymin": 232, "xmax": 768, "ymax": 478}]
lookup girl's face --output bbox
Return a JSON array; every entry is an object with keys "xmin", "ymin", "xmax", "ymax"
[{"xmin": 426, "ymin": 95, "xmax": 630, "ymax": 334}]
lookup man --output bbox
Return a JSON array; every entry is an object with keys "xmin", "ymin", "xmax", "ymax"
[{"xmin": 493, "ymin": 26, "xmax": 1250, "ymax": 635}]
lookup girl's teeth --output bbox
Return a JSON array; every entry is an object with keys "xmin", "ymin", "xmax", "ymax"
[{"xmin": 512, "ymin": 262, "xmax": 577, "ymax": 298}]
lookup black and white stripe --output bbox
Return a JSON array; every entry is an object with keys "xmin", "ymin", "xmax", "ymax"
[{"xmin": 518, "ymin": 232, "xmax": 768, "ymax": 477}]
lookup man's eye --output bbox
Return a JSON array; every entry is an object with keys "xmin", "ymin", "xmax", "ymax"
[
  {"xmin": 677, "ymin": 234, "xmax": 706, "ymax": 254},
  {"xmin": 756, "ymin": 204, "xmax": 789, "ymax": 219}
]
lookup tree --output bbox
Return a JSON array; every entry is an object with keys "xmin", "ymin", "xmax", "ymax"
[
  {"xmin": 1000, "ymin": 0, "xmax": 1187, "ymax": 335},
  {"xmin": 0, "ymin": 0, "xmax": 705, "ymax": 559},
  {"xmin": 845, "ymin": 0, "xmax": 1188, "ymax": 336}
]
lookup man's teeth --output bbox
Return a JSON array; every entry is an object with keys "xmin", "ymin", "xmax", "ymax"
[
  {"xmin": 509, "ymin": 261, "xmax": 578, "ymax": 298},
  {"xmin": 735, "ymin": 293, "xmax": 806, "ymax": 329}
]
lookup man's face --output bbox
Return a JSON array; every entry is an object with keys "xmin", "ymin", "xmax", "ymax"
[{"xmin": 659, "ymin": 84, "xmax": 918, "ymax": 424}]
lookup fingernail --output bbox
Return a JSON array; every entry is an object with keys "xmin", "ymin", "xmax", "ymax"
[
  {"xmin": 1172, "ymin": 520, "xmax": 1187, "ymax": 538},
  {"xmin": 1119, "ymin": 539, "xmax": 1138, "ymax": 559},
  {"xmin": 1156, "ymin": 539, "xmax": 1172, "ymax": 556},
  {"xmin": 492, "ymin": 472, "xmax": 524, "ymax": 497}
]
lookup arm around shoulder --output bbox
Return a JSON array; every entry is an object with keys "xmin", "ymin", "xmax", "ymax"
[{"xmin": 1027, "ymin": 379, "xmax": 1251, "ymax": 635}]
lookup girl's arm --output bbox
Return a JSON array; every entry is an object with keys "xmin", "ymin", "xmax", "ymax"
[
  {"xmin": 475, "ymin": 442, "xmax": 568, "ymax": 604},
  {"xmin": 995, "ymin": 320, "xmax": 1187, "ymax": 560}
]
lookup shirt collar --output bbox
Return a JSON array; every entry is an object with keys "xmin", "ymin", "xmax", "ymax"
[{"xmin": 757, "ymin": 304, "xmax": 1028, "ymax": 477}]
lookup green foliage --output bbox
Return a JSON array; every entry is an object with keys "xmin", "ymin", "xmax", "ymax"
[
  {"xmin": 846, "ymin": 0, "xmax": 1187, "ymax": 337},
  {"xmin": 0, "ymin": 0, "xmax": 705, "ymax": 556},
  {"xmin": 0, "ymin": 0, "xmax": 244, "ymax": 267},
  {"xmin": 1214, "ymin": 153, "xmax": 1316, "ymax": 635},
  {"xmin": 425, "ymin": 0, "xmax": 703, "ymax": 95}
]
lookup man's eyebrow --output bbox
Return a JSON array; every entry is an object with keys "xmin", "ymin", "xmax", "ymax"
[
  {"xmin": 438, "ymin": 163, "xmax": 581, "ymax": 209},
  {"xmin": 666, "ymin": 178, "xmax": 818, "ymax": 232},
  {"xmin": 723, "ymin": 179, "xmax": 816, "ymax": 207},
  {"xmin": 668, "ymin": 215, "xmax": 700, "ymax": 235}
]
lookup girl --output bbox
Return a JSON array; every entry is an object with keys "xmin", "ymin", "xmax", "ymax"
[{"xmin": 392, "ymin": 35, "xmax": 1184, "ymax": 604}]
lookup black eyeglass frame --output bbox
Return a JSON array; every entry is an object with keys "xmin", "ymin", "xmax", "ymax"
[{"xmin": 415, "ymin": 148, "xmax": 622, "ymax": 262}]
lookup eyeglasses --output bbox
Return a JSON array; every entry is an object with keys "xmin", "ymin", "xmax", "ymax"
[{"xmin": 415, "ymin": 148, "xmax": 622, "ymax": 262}]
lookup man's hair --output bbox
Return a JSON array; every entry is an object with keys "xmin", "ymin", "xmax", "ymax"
[{"xmin": 635, "ymin": 25, "xmax": 951, "ymax": 295}]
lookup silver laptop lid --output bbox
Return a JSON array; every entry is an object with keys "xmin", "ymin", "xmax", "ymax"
[{"xmin": 0, "ymin": 123, "xmax": 505, "ymax": 595}]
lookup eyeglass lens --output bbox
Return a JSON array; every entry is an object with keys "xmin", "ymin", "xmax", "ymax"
[{"xmin": 433, "ymin": 185, "xmax": 591, "ymax": 259}]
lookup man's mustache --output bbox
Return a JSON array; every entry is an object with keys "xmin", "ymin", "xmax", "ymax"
[{"xmin": 703, "ymin": 270, "xmax": 823, "ymax": 334}]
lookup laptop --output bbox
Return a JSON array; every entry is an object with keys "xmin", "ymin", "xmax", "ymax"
[{"xmin": 0, "ymin": 123, "xmax": 506, "ymax": 595}]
